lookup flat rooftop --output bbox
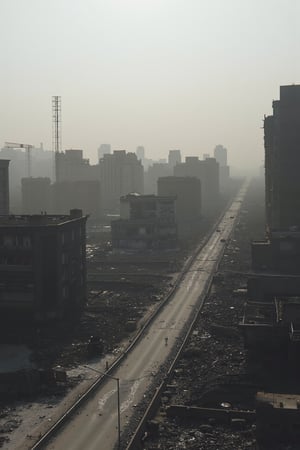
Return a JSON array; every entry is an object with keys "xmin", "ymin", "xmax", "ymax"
[{"xmin": 0, "ymin": 211, "xmax": 85, "ymax": 227}]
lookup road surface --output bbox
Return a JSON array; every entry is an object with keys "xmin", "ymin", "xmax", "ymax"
[{"xmin": 46, "ymin": 182, "xmax": 248, "ymax": 450}]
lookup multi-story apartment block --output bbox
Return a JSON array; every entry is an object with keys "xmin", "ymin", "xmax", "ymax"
[
  {"xmin": 174, "ymin": 156, "xmax": 219, "ymax": 216},
  {"xmin": 0, "ymin": 209, "xmax": 87, "ymax": 320},
  {"xmin": 111, "ymin": 194, "xmax": 177, "ymax": 250},
  {"xmin": 168, "ymin": 150, "xmax": 182, "ymax": 169},
  {"xmin": 99, "ymin": 150, "xmax": 144, "ymax": 213},
  {"xmin": 0, "ymin": 160, "xmax": 10, "ymax": 215},
  {"xmin": 157, "ymin": 176, "xmax": 201, "ymax": 239}
]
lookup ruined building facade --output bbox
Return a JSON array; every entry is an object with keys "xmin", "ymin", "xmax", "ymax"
[
  {"xmin": 111, "ymin": 194, "xmax": 177, "ymax": 250},
  {"xmin": 0, "ymin": 209, "xmax": 87, "ymax": 321}
]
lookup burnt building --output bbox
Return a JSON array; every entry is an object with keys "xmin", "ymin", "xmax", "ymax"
[
  {"xmin": 157, "ymin": 176, "xmax": 201, "ymax": 239},
  {"xmin": 144, "ymin": 162, "xmax": 172, "ymax": 194},
  {"xmin": 0, "ymin": 209, "xmax": 87, "ymax": 321},
  {"xmin": 100, "ymin": 151, "xmax": 144, "ymax": 213},
  {"xmin": 0, "ymin": 160, "xmax": 10, "ymax": 215},
  {"xmin": 111, "ymin": 194, "xmax": 177, "ymax": 251}
]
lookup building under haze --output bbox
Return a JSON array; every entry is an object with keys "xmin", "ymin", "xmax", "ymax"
[
  {"xmin": 98, "ymin": 144, "xmax": 111, "ymax": 161},
  {"xmin": 265, "ymin": 85, "xmax": 300, "ymax": 231},
  {"xmin": 0, "ymin": 209, "xmax": 87, "ymax": 321},
  {"xmin": 56, "ymin": 149, "xmax": 99, "ymax": 183},
  {"xmin": 111, "ymin": 193, "xmax": 177, "ymax": 250},
  {"xmin": 136, "ymin": 146, "xmax": 145, "ymax": 163},
  {"xmin": 99, "ymin": 150, "xmax": 144, "ymax": 213},
  {"xmin": 21, "ymin": 177, "xmax": 51, "ymax": 215},
  {"xmin": 252, "ymin": 85, "xmax": 300, "ymax": 274},
  {"xmin": 214, "ymin": 145, "xmax": 230, "ymax": 192},
  {"xmin": 168, "ymin": 150, "xmax": 181, "ymax": 169},
  {"xmin": 0, "ymin": 144, "xmax": 54, "ymax": 213},
  {"xmin": 214, "ymin": 145, "xmax": 227, "ymax": 167},
  {"xmin": 145, "ymin": 162, "xmax": 172, "ymax": 194},
  {"xmin": 174, "ymin": 156, "xmax": 219, "ymax": 216},
  {"xmin": 52, "ymin": 180, "xmax": 101, "ymax": 220},
  {"xmin": 0, "ymin": 160, "xmax": 9, "ymax": 215},
  {"xmin": 157, "ymin": 176, "xmax": 201, "ymax": 239}
]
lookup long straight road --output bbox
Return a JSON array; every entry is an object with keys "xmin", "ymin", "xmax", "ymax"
[{"xmin": 46, "ymin": 181, "xmax": 248, "ymax": 450}]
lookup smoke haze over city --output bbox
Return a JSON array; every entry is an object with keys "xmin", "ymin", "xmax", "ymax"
[{"xmin": 1, "ymin": 0, "xmax": 299, "ymax": 172}]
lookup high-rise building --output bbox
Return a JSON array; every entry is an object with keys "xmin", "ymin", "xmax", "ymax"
[
  {"xmin": 214, "ymin": 145, "xmax": 230, "ymax": 191},
  {"xmin": 22, "ymin": 177, "xmax": 51, "ymax": 214},
  {"xmin": 145, "ymin": 163, "xmax": 172, "ymax": 194},
  {"xmin": 214, "ymin": 145, "xmax": 227, "ymax": 167},
  {"xmin": 174, "ymin": 157, "xmax": 219, "ymax": 216},
  {"xmin": 252, "ymin": 85, "xmax": 300, "ymax": 274},
  {"xmin": 52, "ymin": 180, "xmax": 101, "ymax": 219},
  {"xmin": 157, "ymin": 176, "xmax": 201, "ymax": 239},
  {"xmin": 0, "ymin": 209, "xmax": 87, "ymax": 320},
  {"xmin": 0, "ymin": 160, "xmax": 10, "ymax": 215},
  {"xmin": 168, "ymin": 150, "xmax": 181, "ymax": 169},
  {"xmin": 136, "ymin": 146, "xmax": 145, "ymax": 163},
  {"xmin": 98, "ymin": 144, "xmax": 111, "ymax": 161},
  {"xmin": 99, "ymin": 150, "xmax": 144, "ymax": 213},
  {"xmin": 265, "ymin": 85, "xmax": 300, "ymax": 231},
  {"xmin": 56, "ymin": 149, "xmax": 99, "ymax": 183},
  {"xmin": 111, "ymin": 194, "xmax": 177, "ymax": 250}
]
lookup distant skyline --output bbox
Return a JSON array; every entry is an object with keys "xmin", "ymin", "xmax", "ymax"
[{"xmin": 1, "ymin": 0, "xmax": 299, "ymax": 173}]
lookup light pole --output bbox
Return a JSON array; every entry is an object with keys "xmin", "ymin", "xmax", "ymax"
[{"xmin": 83, "ymin": 365, "xmax": 121, "ymax": 449}]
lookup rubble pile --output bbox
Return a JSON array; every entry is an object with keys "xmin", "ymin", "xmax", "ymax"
[{"xmin": 143, "ymin": 178, "xmax": 266, "ymax": 450}]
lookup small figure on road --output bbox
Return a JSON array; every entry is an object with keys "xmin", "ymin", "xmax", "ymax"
[{"xmin": 165, "ymin": 337, "xmax": 168, "ymax": 346}]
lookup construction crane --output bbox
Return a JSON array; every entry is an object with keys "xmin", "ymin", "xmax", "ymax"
[{"xmin": 5, "ymin": 142, "xmax": 33, "ymax": 177}]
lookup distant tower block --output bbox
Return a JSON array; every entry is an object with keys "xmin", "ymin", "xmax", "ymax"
[
  {"xmin": 136, "ymin": 146, "xmax": 145, "ymax": 163},
  {"xmin": 168, "ymin": 150, "xmax": 181, "ymax": 168},
  {"xmin": 52, "ymin": 96, "xmax": 62, "ymax": 182},
  {"xmin": 0, "ymin": 160, "xmax": 10, "ymax": 215}
]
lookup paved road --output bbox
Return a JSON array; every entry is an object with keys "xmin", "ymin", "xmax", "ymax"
[{"xmin": 46, "ymin": 181, "xmax": 248, "ymax": 450}]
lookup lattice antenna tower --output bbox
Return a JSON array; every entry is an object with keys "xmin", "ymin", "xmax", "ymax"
[{"xmin": 52, "ymin": 96, "xmax": 61, "ymax": 182}]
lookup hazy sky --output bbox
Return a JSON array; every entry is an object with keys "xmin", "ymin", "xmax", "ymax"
[{"xmin": 1, "ymin": 0, "xmax": 299, "ymax": 172}]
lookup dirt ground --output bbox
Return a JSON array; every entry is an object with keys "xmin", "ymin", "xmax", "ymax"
[{"xmin": 0, "ymin": 182, "xmax": 242, "ymax": 449}]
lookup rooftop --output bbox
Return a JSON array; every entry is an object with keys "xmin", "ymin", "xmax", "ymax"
[{"xmin": 0, "ymin": 210, "xmax": 86, "ymax": 227}]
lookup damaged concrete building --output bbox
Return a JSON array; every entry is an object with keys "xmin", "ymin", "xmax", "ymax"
[
  {"xmin": 111, "ymin": 193, "xmax": 177, "ymax": 250},
  {"xmin": 0, "ymin": 209, "xmax": 87, "ymax": 321}
]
